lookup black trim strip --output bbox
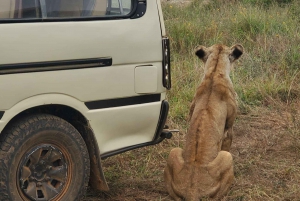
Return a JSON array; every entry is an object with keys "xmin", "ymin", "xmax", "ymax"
[
  {"xmin": 101, "ymin": 100, "xmax": 169, "ymax": 159},
  {"xmin": 130, "ymin": 0, "xmax": 147, "ymax": 19},
  {"xmin": 0, "ymin": 58, "xmax": 112, "ymax": 75},
  {"xmin": 0, "ymin": 111, "xmax": 4, "ymax": 120},
  {"xmin": 151, "ymin": 100, "xmax": 169, "ymax": 141},
  {"xmin": 85, "ymin": 94, "xmax": 161, "ymax": 110}
]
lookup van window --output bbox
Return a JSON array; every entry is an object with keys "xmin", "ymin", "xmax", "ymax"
[{"xmin": 0, "ymin": 0, "xmax": 132, "ymax": 19}]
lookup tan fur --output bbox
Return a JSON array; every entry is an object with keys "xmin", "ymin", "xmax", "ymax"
[{"xmin": 164, "ymin": 44, "xmax": 243, "ymax": 200}]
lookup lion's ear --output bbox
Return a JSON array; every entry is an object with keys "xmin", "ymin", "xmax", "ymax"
[
  {"xmin": 229, "ymin": 44, "xmax": 243, "ymax": 62},
  {"xmin": 195, "ymin": 46, "xmax": 208, "ymax": 62}
]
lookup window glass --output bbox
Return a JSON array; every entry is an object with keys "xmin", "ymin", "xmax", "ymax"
[
  {"xmin": 0, "ymin": 0, "xmax": 41, "ymax": 19},
  {"xmin": 0, "ymin": 0, "xmax": 133, "ymax": 19},
  {"xmin": 107, "ymin": 0, "xmax": 131, "ymax": 16}
]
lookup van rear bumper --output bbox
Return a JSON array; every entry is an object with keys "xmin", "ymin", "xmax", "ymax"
[{"xmin": 101, "ymin": 100, "xmax": 169, "ymax": 159}]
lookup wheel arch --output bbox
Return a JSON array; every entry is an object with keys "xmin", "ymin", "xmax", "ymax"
[{"xmin": 0, "ymin": 96, "xmax": 109, "ymax": 191}]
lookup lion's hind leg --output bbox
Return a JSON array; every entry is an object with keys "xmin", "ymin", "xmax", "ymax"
[
  {"xmin": 207, "ymin": 151, "xmax": 234, "ymax": 198},
  {"xmin": 221, "ymin": 128, "xmax": 233, "ymax": 151},
  {"xmin": 164, "ymin": 148, "xmax": 185, "ymax": 201}
]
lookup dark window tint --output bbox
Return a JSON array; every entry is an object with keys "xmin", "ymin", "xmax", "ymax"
[
  {"xmin": 0, "ymin": 0, "xmax": 133, "ymax": 19},
  {"xmin": 0, "ymin": 0, "xmax": 40, "ymax": 19},
  {"xmin": 22, "ymin": 0, "xmax": 40, "ymax": 18}
]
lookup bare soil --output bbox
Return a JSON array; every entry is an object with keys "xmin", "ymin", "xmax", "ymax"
[{"xmin": 83, "ymin": 100, "xmax": 300, "ymax": 200}]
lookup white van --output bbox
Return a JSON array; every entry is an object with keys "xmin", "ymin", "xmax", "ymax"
[{"xmin": 0, "ymin": 0, "xmax": 171, "ymax": 200}]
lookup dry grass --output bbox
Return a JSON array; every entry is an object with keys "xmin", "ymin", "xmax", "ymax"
[
  {"xmin": 83, "ymin": 101, "xmax": 300, "ymax": 200},
  {"xmin": 83, "ymin": 0, "xmax": 300, "ymax": 200}
]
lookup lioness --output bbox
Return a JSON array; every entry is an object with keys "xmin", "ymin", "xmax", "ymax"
[{"xmin": 164, "ymin": 44, "xmax": 243, "ymax": 200}]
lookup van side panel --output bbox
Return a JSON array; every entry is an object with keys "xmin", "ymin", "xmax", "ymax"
[
  {"xmin": 87, "ymin": 102, "xmax": 162, "ymax": 154},
  {"xmin": 0, "ymin": 63, "xmax": 164, "ymax": 110},
  {"xmin": 0, "ymin": 3, "xmax": 162, "ymax": 66},
  {"xmin": 156, "ymin": 0, "xmax": 166, "ymax": 36},
  {"xmin": 0, "ymin": 1, "xmax": 166, "ymax": 154}
]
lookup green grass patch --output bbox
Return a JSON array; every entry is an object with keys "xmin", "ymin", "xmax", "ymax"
[{"xmin": 163, "ymin": 0, "xmax": 300, "ymax": 120}]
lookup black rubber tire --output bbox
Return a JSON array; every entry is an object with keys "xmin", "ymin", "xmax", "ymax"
[{"xmin": 0, "ymin": 114, "xmax": 90, "ymax": 201}]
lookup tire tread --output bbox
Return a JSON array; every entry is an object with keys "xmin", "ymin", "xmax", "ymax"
[{"xmin": 0, "ymin": 114, "xmax": 90, "ymax": 201}]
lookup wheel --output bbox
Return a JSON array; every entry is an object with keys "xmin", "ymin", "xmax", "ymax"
[{"xmin": 0, "ymin": 114, "xmax": 90, "ymax": 201}]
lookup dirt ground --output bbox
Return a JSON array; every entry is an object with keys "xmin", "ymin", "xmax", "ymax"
[{"xmin": 83, "ymin": 100, "xmax": 300, "ymax": 201}]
